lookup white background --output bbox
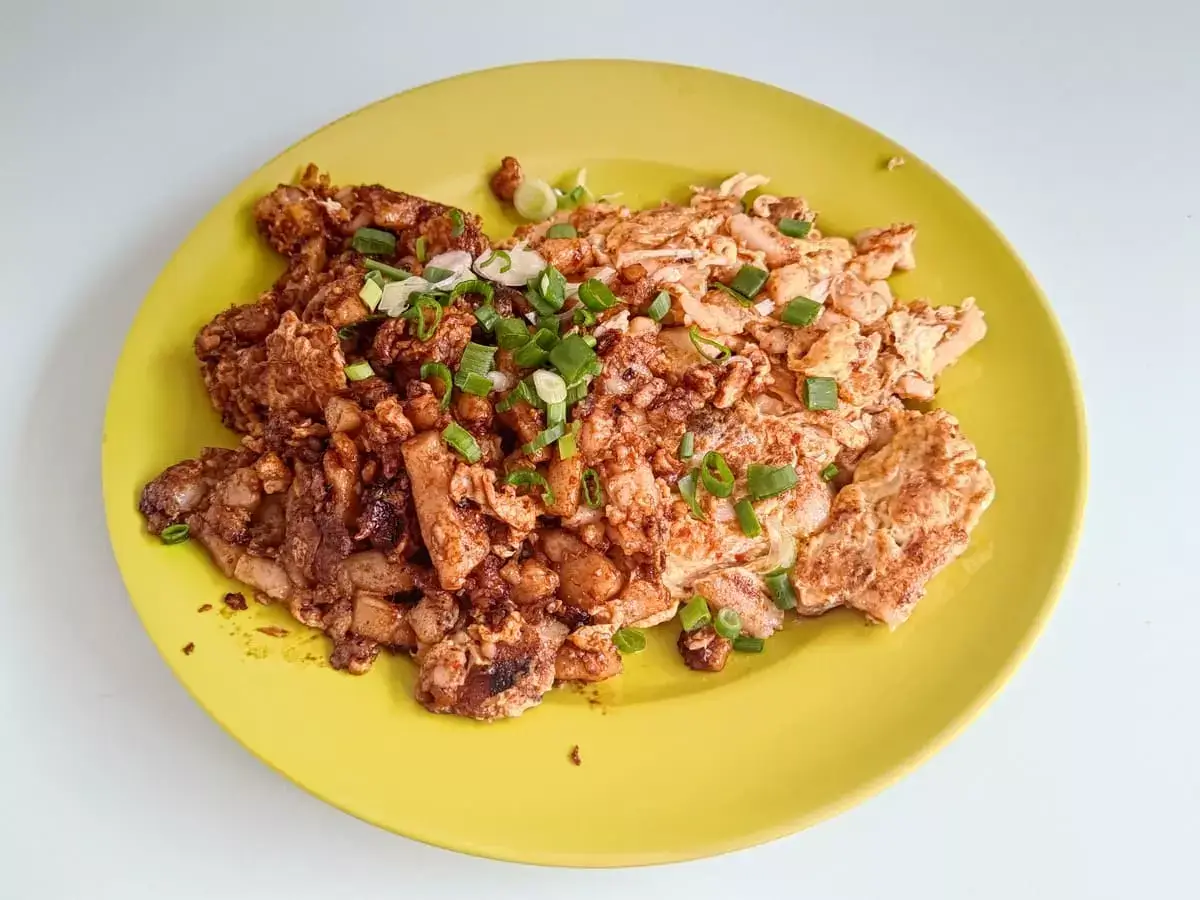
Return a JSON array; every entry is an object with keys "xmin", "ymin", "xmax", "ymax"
[{"xmin": 2, "ymin": 2, "xmax": 1197, "ymax": 897}]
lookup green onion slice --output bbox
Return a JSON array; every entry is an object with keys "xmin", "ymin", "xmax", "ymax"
[
  {"xmin": 546, "ymin": 223, "xmax": 578, "ymax": 239},
  {"xmin": 495, "ymin": 379, "xmax": 539, "ymax": 413},
  {"xmin": 573, "ymin": 306, "xmax": 598, "ymax": 327},
  {"xmin": 713, "ymin": 282, "xmax": 753, "ymax": 306},
  {"xmin": 537, "ymin": 314, "xmax": 562, "ymax": 336},
  {"xmin": 678, "ymin": 471, "xmax": 707, "ymax": 520},
  {"xmin": 678, "ymin": 431, "xmax": 695, "ymax": 460},
  {"xmin": 557, "ymin": 430, "xmax": 578, "ymax": 459},
  {"xmin": 160, "ymin": 523, "xmax": 190, "ymax": 545},
  {"xmin": 359, "ymin": 277, "xmax": 383, "ymax": 311},
  {"xmin": 414, "ymin": 235, "xmax": 428, "ymax": 262},
  {"xmin": 545, "ymin": 400, "xmax": 567, "ymax": 429},
  {"xmin": 747, "ymin": 463, "xmax": 799, "ymax": 500},
  {"xmin": 420, "ymin": 361, "xmax": 454, "ymax": 409},
  {"xmin": 714, "ymin": 608, "xmax": 742, "ymax": 640},
  {"xmin": 700, "ymin": 451, "xmax": 734, "ymax": 498},
  {"xmin": 531, "ymin": 369, "xmax": 568, "ymax": 404},
  {"xmin": 423, "ymin": 265, "xmax": 454, "ymax": 284},
  {"xmin": 495, "ymin": 317, "xmax": 531, "ymax": 350},
  {"xmin": 729, "ymin": 265, "xmax": 769, "ymax": 299},
  {"xmin": 732, "ymin": 636, "xmax": 765, "ymax": 653},
  {"xmin": 581, "ymin": 468, "xmax": 603, "ymax": 508},
  {"xmin": 613, "ymin": 628, "xmax": 647, "ymax": 654},
  {"xmin": 364, "ymin": 258, "xmax": 412, "ymax": 281},
  {"xmin": 451, "ymin": 279, "xmax": 495, "ymax": 304},
  {"xmin": 679, "ymin": 595, "xmax": 711, "ymax": 632},
  {"xmin": 442, "ymin": 422, "xmax": 482, "ymax": 463},
  {"xmin": 689, "ymin": 326, "xmax": 732, "ymax": 363},
  {"xmin": 522, "ymin": 423, "xmax": 567, "ymax": 456},
  {"xmin": 481, "ymin": 249, "xmax": 513, "ymax": 273},
  {"xmin": 404, "ymin": 295, "xmax": 443, "ymax": 341},
  {"xmin": 474, "ymin": 305, "xmax": 500, "ymax": 332},
  {"xmin": 526, "ymin": 266, "xmax": 568, "ymax": 315},
  {"xmin": 456, "ymin": 372, "xmax": 493, "ymax": 396},
  {"xmin": 504, "ymin": 469, "xmax": 554, "ymax": 504},
  {"xmin": 514, "ymin": 177, "xmax": 558, "ymax": 222},
  {"xmin": 343, "ymin": 360, "xmax": 375, "ymax": 382},
  {"xmin": 513, "ymin": 329, "xmax": 557, "ymax": 368},
  {"xmin": 457, "ymin": 342, "xmax": 496, "ymax": 377},
  {"xmin": 548, "ymin": 333, "xmax": 596, "ymax": 383},
  {"xmin": 577, "ymin": 278, "xmax": 618, "ymax": 312},
  {"xmin": 820, "ymin": 463, "xmax": 839, "ymax": 482},
  {"xmin": 778, "ymin": 217, "xmax": 812, "ymax": 238},
  {"xmin": 734, "ymin": 498, "xmax": 761, "ymax": 537},
  {"xmin": 646, "ymin": 290, "xmax": 670, "ymax": 322},
  {"xmin": 449, "ymin": 209, "xmax": 465, "ymax": 237},
  {"xmin": 351, "ymin": 227, "xmax": 396, "ymax": 256},
  {"xmin": 565, "ymin": 378, "xmax": 590, "ymax": 405},
  {"xmin": 803, "ymin": 376, "xmax": 839, "ymax": 410},
  {"xmin": 781, "ymin": 297, "xmax": 823, "ymax": 327},
  {"xmin": 364, "ymin": 269, "xmax": 385, "ymax": 288},
  {"xmin": 765, "ymin": 571, "xmax": 797, "ymax": 610}
]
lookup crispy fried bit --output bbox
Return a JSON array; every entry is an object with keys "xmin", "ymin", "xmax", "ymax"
[
  {"xmin": 490, "ymin": 156, "xmax": 523, "ymax": 202},
  {"xmin": 181, "ymin": 642, "xmax": 195, "ymax": 656},
  {"xmin": 569, "ymin": 745, "xmax": 582, "ymax": 766},
  {"xmin": 140, "ymin": 164, "xmax": 992, "ymax": 719}
]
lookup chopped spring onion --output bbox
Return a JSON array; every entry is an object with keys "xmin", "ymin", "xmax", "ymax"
[
  {"xmin": 583, "ymin": 334, "xmax": 597, "ymax": 348},
  {"xmin": 343, "ymin": 360, "xmax": 375, "ymax": 382},
  {"xmin": 557, "ymin": 429, "xmax": 578, "ymax": 459},
  {"xmin": 351, "ymin": 227, "xmax": 396, "ymax": 256},
  {"xmin": 364, "ymin": 258, "xmax": 412, "ymax": 281},
  {"xmin": 678, "ymin": 431, "xmax": 695, "ymax": 460},
  {"xmin": 573, "ymin": 306, "xmax": 598, "ymax": 327},
  {"xmin": 778, "ymin": 217, "xmax": 812, "ymax": 239},
  {"xmin": 364, "ymin": 269, "xmax": 385, "ymax": 288},
  {"xmin": 732, "ymin": 636, "xmax": 765, "ymax": 653},
  {"xmin": 442, "ymin": 422, "xmax": 482, "ymax": 463},
  {"xmin": 546, "ymin": 223, "xmax": 578, "ymax": 239},
  {"xmin": 747, "ymin": 463, "xmax": 799, "ymax": 500},
  {"xmin": 513, "ymin": 329, "xmax": 558, "ymax": 368},
  {"xmin": 337, "ymin": 326, "xmax": 356, "ymax": 340},
  {"xmin": 577, "ymin": 278, "xmax": 618, "ymax": 312},
  {"xmin": 359, "ymin": 277, "xmax": 383, "ymax": 311},
  {"xmin": 714, "ymin": 608, "xmax": 743, "ymax": 640},
  {"xmin": 581, "ymin": 468, "xmax": 603, "ymax": 508},
  {"xmin": 734, "ymin": 498, "xmax": 761, "ymax": 537},
  {"xmin": 456, "ymin": 342, "xmax": 496, "ymax": 377},
  {"xmin": 765, "ymin": 570, "xmax": 797, "ymax": 610},
  {"xmin": 451, "ymin": 279, "xmax": 495, "ymax": 304},
  {"xmin": 700, "ymin": 451, "xmax": 734, "ymax": 498},
  {"xmin": 537, "ymin": 314, "xmax": 562, "ymax": 336},
  {"xmin": 415, "ymin": 236, "xmax": 428, "ymax": 262},
  {"xmin": 474, "ymin": 304, "xmax": 500, "ymax": 332},
  {"xmin": 548, "ymin": 333, "xmax": 597, "ymax": 383},
  {"xmin": 404, "ymin": 295, "xmax": 443, "ymax": 341},
  {"xmin": 781, "ymin": 296, "xmax": 823, "ymax": 327},
  {"xmin": 689, "ymin": 326, "xmax": 732, "ymax": 363},
  {"xmin": 678, "ymin": 471, "xmax": 707, "ymax": 520},
  {"xmin": 730, "ymin": 265, "xmax": 769, "ymax": 299},
  {"xmin": 558, "ymin": 184, "xmax": 588, "ymax": 210},
  {"xmin": 514, "ymin": 177, "xmax": 558, "ymax": 222},
  {"xmin": 523, "ymin": 423, "xmax": 567, "ymax": 456},
  {"xmin": 160, "ymin": 523, "xmax": 190, "ymax": 545},
  {"xmin": 646, "ymin": 290, "xmax": 670, "ymax": 322},
  {"xmin": 525, "ymin": 266, "xmax": 567, "ymax": 316},
  {"xmin": 423, "ymin": 265, "xmax": 454, "ymax": 284},
  {"xmin": 820, "ymin": 463, "xmax": 839, "ymax": 482},
  {"xmin": 495, "ymin": 317, "xmax": 531, "ymax": 350},
  {"xmin": 531, "ymin": 369, "xmax": 568, "ymax": 404},
  {"xmin": 456, "ymin": 372, "xmax": 493, "ymax": 396},
  {"xmin": 420, "ymin": 361, "xmax": 454, "ymax": 409},
  {"xmin": 496, "ymin": 379, "xmax": 539, "ymax": 413},
  {"xmin": 613, "ymin": 628, "xmax": 647, "ymax": 654},
  {"xmin": 565, "ymin": 377, "xmax": 590, "ymax": 405},
  {"xmin": 804, "ymin": 376, "xmax": 839, "ymax": 410},
  {"xmin": 504, "ymin": 469, "xmax": 554, "ymax": 504},
  {"xmin": 713, "ymin": 282, "xmax": 753, "ymax": 306},
  {"xmin": 449, "ymin": 208, "xmax": 465, "ymax": 237},
  {"xmin": 545, "ymin": 400, "xmax": 567, "ymax": 429},
  {"xmin": 679, "ymin": 595, "xmax": 711, "ymax": 632},
  {"xmin": 480, "ymin": 248, "xmax": 513, "ymax": 274}
]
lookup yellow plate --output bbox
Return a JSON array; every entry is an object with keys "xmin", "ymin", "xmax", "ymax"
[{"xmin": 103, "ymin": 61, "xmax": 1086, "ymax": 866}]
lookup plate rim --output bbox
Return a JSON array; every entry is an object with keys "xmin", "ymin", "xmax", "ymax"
[{"xmin": 102, "ymin": 58, "xmax": 1089, "ymax": 867}]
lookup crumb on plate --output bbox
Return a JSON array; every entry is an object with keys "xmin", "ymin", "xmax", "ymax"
[
  {"xmin": 224, "ymin": 591, "xmax": 248, "ymax": 611},
  {"xmin": 182, "ymin": 642, "xmax": 195, "ymax": 655},
  {"xmin": 257, "ymin": 626, "xmax": 289, "ymax": 638},
  {"xmin": 569, "ymin": 745, "xmax": 582, "ymax": 766}
]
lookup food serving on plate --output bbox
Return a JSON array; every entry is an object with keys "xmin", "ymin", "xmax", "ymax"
[{"xmin": 138, "ymin": 158, "xmax": 994, "ymax": 721}]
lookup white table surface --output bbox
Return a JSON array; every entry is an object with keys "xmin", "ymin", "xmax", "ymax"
[{"xmin": 3, "ymin": 2, "xmax": 1197, "ymax": 897}]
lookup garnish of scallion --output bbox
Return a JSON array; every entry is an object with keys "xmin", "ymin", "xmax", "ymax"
[
  {"xmin": 679, "ymin": 595, "xmax": 711, "ymax": 632},
  {"xmin": 765, "ymin": 570, "xmax": 797, "ymax": 611},
  {"xmin": 351, "ymin": 227, "xmax": 396, "ymax": 256},
  {"xmin": 646, "ymin": 290, "xmax": 671, "ymax": 322},
  {"xmin": 514, "ymin": 178, "xmax": 558, "ymax": 222},
  {"xmin": 700, "ymin": 451, "xmax": 734, "ymax": 498},
  {"xmin": 613, "ymin": 628, "xmax": 646, "ymax": 654},
  {"xmin": 420, "ymin": 361, "xmax": 454, "ymax": 410},
  {"xmin": 734, "ymin": 498, "xmax": 761, "ymax": 537},
  {"xmin": 777, "ymin": 218, "xmax": 812, "ymax": 239},
  {"xmin": 442, "ymin": 422, "xmax": 481, "ymax": 463},
  {"xmin": 504, "ymin": 469, "xmax": 555, "ymax": 504},
  {"xmin": 160, "ymin": 523, "xmax": 190, "ymax": 545},
  {"xmin": 689, "ymin": 326, "xmax": 732, "ymax": 363},
  {"xmin": 343, "ymin": 360, "xmax": 375, "ymax": 382},
  {"xmin": 545, "ymin": 223, "xmax": 578, "ymax": 239},
  {"xmin": 747, "ymin": 463, "xmax": 798, "ymax": 500},
  {"xmin": 781, "ymin": 297, "xmax": 822, "ymax": 327},
  {"xmin": 729, "ymin": 265, "xmax": 769, "ymax": 299},
  {"xmin": 732, "ymin": 636, "xmax": 765, "ymax": 653},
  {"xmin": 804, "ymin": 376, "xmax": 838, "ymax": 411},
  {"xmin": 714, "ymin": 608, "xmax": 742, "ymax": 640}
]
